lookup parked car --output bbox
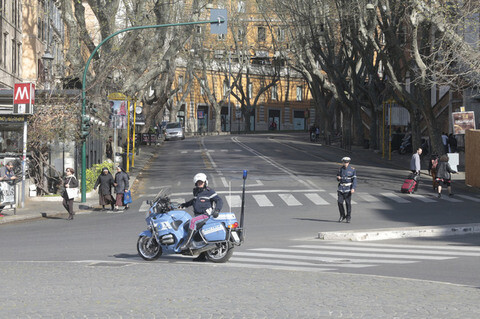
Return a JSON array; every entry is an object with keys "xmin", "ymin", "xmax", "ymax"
[{"xmin": 164, "ymin": 122, "xmax": 185, "ymax": 141}]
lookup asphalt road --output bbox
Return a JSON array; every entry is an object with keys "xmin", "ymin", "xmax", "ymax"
[{"xmin": 1, "ymin": 134, "xmax": 479, "ymax": 317}]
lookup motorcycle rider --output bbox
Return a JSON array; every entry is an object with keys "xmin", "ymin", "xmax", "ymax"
[{"xmin": 179, "ymin": 173, "xmax": 223, "ymax": 260}]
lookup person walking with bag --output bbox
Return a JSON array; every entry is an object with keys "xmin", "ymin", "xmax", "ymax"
[
  {"xmin": 94, "ymin": 167, "xmax": 115, "ymax": 211},
  {"xmin": 114, "ymin": 166, "xmax": 129, "ymax": 211},
  {"xmin": 410, "ymin": 147, "xmax": 422, "ymax": 192},
  {"xmin": 435, "ymin": 155, "xmax": 457, "ymax": 198},
  {"xmin": 62, "ymin": 168, "xmax": 78, "ymax": 220}
]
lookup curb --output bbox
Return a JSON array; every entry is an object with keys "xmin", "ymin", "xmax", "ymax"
[{"xmin": 318, "ymin": 223, "xmax": 480, "ymax": 241}]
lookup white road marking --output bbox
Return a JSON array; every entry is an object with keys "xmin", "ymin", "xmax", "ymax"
[
  {"xmin": 230, "ymin": 257, "xmax": 374, "ymax": 268},
  {"xmin": 221, "ymin": 177, "xmax": 229, "ymax": 188},
  {"xmin": 329, "ymin": 193, "xmax": 357, "ymax": 204},
  {"xmin": 456, "ymin": 194, "xmax": 480, "ymax": 202},
  {"xmin": 139, "ymin": 201, "xmax": 150, "ymax": 213},
  {"xmin": 305, "ymin": 193, "xmax": 329, "ymax": 205},
  {"xmin": 233, "ymin": 251, "xmax": 416, "ymax": 264},
  {"xmin": 380, "ymin": 192, "xmax": 410, "ymax": 203},
  {"xmin": 225, "ymin": 195, "xmax": 242, "ymax": 208},
  {"xmin": 252, "ymin": 194, "xmax": 274, "ymax": 207},
  {"xmin": 279, "ymin": 194, "xmax": 302, "ymax": 206},
  {"xmin": 222, "ymin": 262, "xmax": 335, "ymax": 272},
  {"xmin": 323, "ymin": 241, "xmax": 480, "ymax": 252},
  {"xmin": 355, "ymin": 193, "xmax": 380, "ymax": 202},
  {"xmin": 409, "ymin": 194, "xmax": 437, "ymax": 202},
  {"xmin": 292, "ymin": 245, "xmax": 480, "ymax": 257},
  {"xmin": 251, "ymin": 248, "xmax": 455, "ymax": 260},
  {"xmin": 439, "ymin": 195, "xmax": 463, "ymax": 202}
]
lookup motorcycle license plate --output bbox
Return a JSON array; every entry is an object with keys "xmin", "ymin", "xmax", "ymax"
[{"xmin": 231, "ymin": 231, "xmax": 240, "ymax": 243}]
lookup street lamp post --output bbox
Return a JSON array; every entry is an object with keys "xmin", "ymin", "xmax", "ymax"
[{"xmin": 80, "ymin": 17, "xmax": 226, "ymax": 202}]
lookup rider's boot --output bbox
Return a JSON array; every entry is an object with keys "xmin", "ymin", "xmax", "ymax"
[{"xmin": 179, "ymin": 229, "xmax": 194, "ymax": 250}]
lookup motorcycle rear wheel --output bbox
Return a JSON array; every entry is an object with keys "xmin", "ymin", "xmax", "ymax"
[
  {"xmin": 137, "ymin": 235, "xmax": 162, "ymax": 260},
  {"xmin": 206, "ymin": 242, "xmax": 234, "ymax": 263}
]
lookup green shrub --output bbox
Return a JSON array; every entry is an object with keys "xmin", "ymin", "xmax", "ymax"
[{"xmin": 85, "ymin": 161, "xmax": 115, "ymax": 192}]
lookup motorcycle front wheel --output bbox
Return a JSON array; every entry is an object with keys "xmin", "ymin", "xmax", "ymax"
[
  {"xmin": 206, "ymin": 242, "xmax": 234, "ymax": 263},
  {"xmin": 137, "ymin": 235, "xmax": 162, "ymax": 260}
]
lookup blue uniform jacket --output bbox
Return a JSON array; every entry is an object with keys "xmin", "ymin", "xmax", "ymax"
[
  {"xmin": 184, "ymin": 186, "xmax": 223, "ymax": 216},
  {"xmin": 337, "ymin": 166, "xmax": 357, "ymax": 193}
]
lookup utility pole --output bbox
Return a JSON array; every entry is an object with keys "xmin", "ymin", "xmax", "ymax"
[{"xmin": 80, "ymin": 15, "xmax": 227, "ymax": 202}]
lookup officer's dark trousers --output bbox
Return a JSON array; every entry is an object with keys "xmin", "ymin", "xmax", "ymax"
[{"xmin": 337, "ymin": 191, "xmax": 352, "ymax": 218}]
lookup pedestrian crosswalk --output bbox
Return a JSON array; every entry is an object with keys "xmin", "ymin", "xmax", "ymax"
[
  {"xmin": 222, "ymin": 241, "xmax": 480, "ymax": 273},
  {"xmin": 138, "ymin": 191, "xmax": 480, "ymax": 211}
]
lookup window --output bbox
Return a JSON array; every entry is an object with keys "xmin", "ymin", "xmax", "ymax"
[
  {"xmin": 178, "ymin": 75, "xmax": 184, "ymax": 92},
  {"xmin": 272, "ymin": 85, "xmax": 278, "ymax": 100},
  {"xmin": 248, "ymin": 83, "xmax": 253, "ymax": 99},
  {"xmin": 258, "ymin": 27, "xmax": 266, "ymax": 42},
  {"xmin": 12, "ymin": 40, "xmax": 16, "ymax": 74},
  {"xmin": 223, "ymin": 81, "xmax": 229, "ymax": 97},
  {"xmin": 238, "ymin": 28, "xmax": 246, "ymax": 39},
  {"xmin": 3, "ymin": 33, "xmax": 8, "ymax": 68},
  {"xmin": 17, "ymin": 43, "xmax": 21, "ymax": 74},
  {"xmin": 276, "ymin": 27, "xmax": 285, "ymax": 42},
  {"xmin": 296, "ymin": 86, "xmax": 303, "ymax": 101},
  {"xmin": 200, "ymin": 79, "xmax": 205, "ymax": 95},
  {"xmin": 238, "ymin": 1, "xmax": 246, "ymax": 13},
  {"xmin": 217, "ymin": 33, "xmax": 226, "ymax": 41},
  {"xmin": 195, "ymin": 26, "xmax": 202, "ymax": 34},
  {"xmin": 13, "ymin": 0, "xmax": 17, "ymax": 26}
]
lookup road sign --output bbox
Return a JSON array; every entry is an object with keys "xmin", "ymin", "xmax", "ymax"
[{"xmin": 13, "ymin": 83, "xmax": 35, "ymax": 115}]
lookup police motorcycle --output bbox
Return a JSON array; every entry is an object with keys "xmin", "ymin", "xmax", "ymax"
[{"xmin": 137, "ymin": 170, "xmax": 247, "ymax": 263}]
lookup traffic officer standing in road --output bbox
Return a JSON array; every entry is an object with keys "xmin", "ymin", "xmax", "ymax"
[{"xmin": 337, "ymin": 157, "xmax": 357, "ymax": 223}]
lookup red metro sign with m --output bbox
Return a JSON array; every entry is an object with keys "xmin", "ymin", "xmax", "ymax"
[{"xmin": 13, "ymin": 82, "xmax": 35, "ymax": 115}]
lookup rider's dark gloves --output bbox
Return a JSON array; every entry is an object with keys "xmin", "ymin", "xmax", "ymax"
[{"xmin": 212, "ymin": 210, "xmax": 220, "ymax": 218}]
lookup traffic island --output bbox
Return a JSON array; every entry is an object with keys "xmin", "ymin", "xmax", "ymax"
[{"xmin": 318, "ymin": 223, "xmax": 480, "ymax": 241}]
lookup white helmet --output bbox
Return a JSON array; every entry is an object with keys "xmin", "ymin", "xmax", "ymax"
[{"xmin": 193, "ymin": 173, "xmax": 208, "ymax": 186}]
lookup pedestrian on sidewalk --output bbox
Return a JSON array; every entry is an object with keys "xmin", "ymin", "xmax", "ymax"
[
  {"xmin": 441, "ymin": 132, "xmax": 449, "ymax": 154},
  {"xmin": 428, "ymin": 154, "xmax": 439, "ymax": 191},
  {"xmin": 410, "ymin": 147, "xmax": 422, "ymax": 191},
  {"xmin": 94, "ymin": 167, "xmax": 115, "ymax": 211},
  {"xmin": 62, "ymin": 168, "xmax": 78, "ymax": 220},
  {"xmin": 336, "ymin": 157, "xmax": 357, "ymax": 223},
  {"xmin": 435, "ymin": 155, "xmax": 457, "ymax": 198},
  {"xmin": 106, "ymin": 136, "xmax": 113, "ymax": 160},
  {"xmin": 114, "ymin": 166, "xmax": 129, "ymax": 211},
  {"xmin": 448, "ymin": 133, "xmax": 457, "ymax": 153}
]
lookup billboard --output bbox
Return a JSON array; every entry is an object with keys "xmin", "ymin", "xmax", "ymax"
[
  {"xmin": 109, "ymin": 100, "xmax": 127, "ymax": 129},
  {"xmin": 452, "ymin": 111, "xmax": 476, "ymax": 135}
]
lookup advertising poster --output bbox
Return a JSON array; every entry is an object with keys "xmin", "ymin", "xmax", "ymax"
[
  {"xmin": 109, "ymin": 100, "xmax": 127, "ymax": 129},
  {"xmin": 452, "ymin": 111, "xmax": 476, "ymax": 135},
  {"xmin": 0, "ymin": 181, "xmax": 15, "ymax": 204}
]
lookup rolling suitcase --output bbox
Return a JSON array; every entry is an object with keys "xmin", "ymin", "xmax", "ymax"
[{"xmin": 401, "ymin": 174, "xmax": 418, "ymax": 194}]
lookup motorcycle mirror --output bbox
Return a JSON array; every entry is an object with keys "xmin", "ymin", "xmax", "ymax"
[
  {"xmin": 243, "ymin": 170, "xmax": 248, "ymax": 180},
  {"xmin": 146, "ymin": 200, "xmax": 151, "ymax": 206}
]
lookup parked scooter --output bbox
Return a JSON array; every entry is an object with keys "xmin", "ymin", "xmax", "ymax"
[{"xmin": 137, "ymin": 170, "xmax": 247, "ymax": 263}]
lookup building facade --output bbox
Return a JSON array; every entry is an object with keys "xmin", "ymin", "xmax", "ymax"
[{"xmin": 166, "ymin": 0, "xmax": 314, "ymax": 133}]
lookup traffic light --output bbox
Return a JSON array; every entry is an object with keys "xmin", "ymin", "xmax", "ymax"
[{"xmin": 81, "ymin": 114, "xmax": 91, "ymax": 138}]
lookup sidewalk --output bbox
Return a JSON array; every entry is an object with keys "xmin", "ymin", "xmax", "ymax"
[{"xmin": 0, "ymin": 144, "xmax": 159, "ymax": 225}]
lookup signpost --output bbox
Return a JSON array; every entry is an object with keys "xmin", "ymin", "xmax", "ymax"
[
  {"xmin": 80, "ymin": 15, "xmax": 226, "ymax": 202},
  {"xmin": 13, "ymin": 82, "xmax": 35, "ymax": 209}
]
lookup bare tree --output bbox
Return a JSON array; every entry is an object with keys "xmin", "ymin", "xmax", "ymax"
[{"xmin": 58, "ymin": 0, "xmax": 208, "ymax": 132}]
